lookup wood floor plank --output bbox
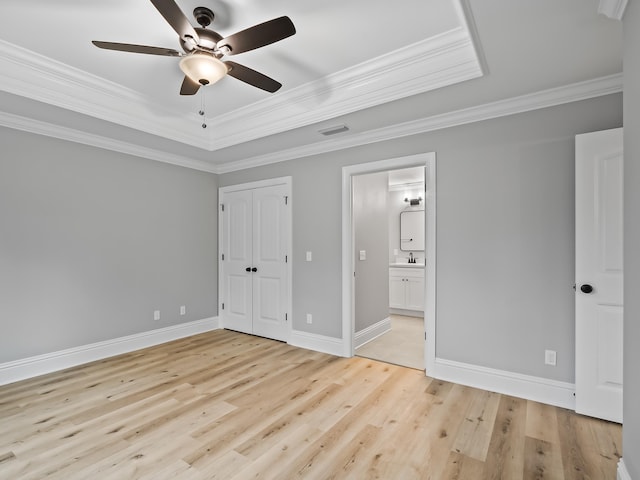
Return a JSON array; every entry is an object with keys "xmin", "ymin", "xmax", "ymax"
[
  {"xmin": 523, "ymin": 436, "xmax": 564, "ymax": 480},
  {"xmin": 0, "ymin": 330, "xmax": 622, "ymax": 479},
  {"xmin": 482, "ymin": 394, "xmax": 528, "ymax": 480},
  {"xmin": 452, "ymin": 388, "xmax": 501, "ymax": 462}
]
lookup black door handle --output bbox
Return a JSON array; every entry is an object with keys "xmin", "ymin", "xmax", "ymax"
[
  {"xmin": 245, "ymin": 267, "xmax": 251, "ymax": 272},
  {"xmin": 580, "ymin": 284, "xmax": 594, "ymax": 294},
  {"xmin": 251, "ymin": 267, "xmax": 258, "ymax": 272}
]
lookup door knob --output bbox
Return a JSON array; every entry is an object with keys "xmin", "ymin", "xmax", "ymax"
[
  {"xmin": 251, "ymin": 267, "xmax": 258, "ymax": 272},
  {"xmin": 246, "ymin": 267, "xmax": 251, "ymax": 272},
  {"xmin": 580, "ymin": 284, "xmax": 594, "ymax": 294}
]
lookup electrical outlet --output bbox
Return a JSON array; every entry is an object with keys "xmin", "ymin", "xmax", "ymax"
[
  {"xmin": 545, "ymin": 350, "xmax": 557, "ymax": 366},
  {"xmin": 153, "ymin": 310, "xmax": 160, "ymax": 321},
  {"xmin": 180, "ymin": 305, "xmax": 186, "ymax": 316},
  {"xmin": 306, "ymin": 251, "xmax": 312, "ymax": 262},
  {"xmin": 359, "ymin": 250, "xmax": 366, "ymax": 260},
  {"xmin": 306, "ymin": 313, "xmax": 312, "ymax": 324}
]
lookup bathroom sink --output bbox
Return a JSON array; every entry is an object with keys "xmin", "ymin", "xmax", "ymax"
[{"xmin": 389, "ymin": 262, "xmax": 425, "ymax": 268}]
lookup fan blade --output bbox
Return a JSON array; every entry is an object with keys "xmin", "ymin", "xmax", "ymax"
[
  {"xmin": 150, "ymin": 0, "xmax": 200, "ymax": 45},
  {"xmin": 226, "ymin": 61, "xmax": 282, "ymax": 93},
  {"xmin": 218, "ymin": 16, "xmax": 295, "ymax": 55},
  {"xmin": 92, "ymin": 41, "xmax": 181, "ymax": 56},
  {"xmin": 180, "ymin": 76, "xmax": 201, "ymax": 95}
]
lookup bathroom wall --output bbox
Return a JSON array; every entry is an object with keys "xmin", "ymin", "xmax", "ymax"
[{"xmin": 353, "ymin": 172, "xmax": 389, "ymax": 333}]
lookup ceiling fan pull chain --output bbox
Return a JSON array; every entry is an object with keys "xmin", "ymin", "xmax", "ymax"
[{"xmin": 199, "ymin": 90, "xmax": 207, "ymax": 129}]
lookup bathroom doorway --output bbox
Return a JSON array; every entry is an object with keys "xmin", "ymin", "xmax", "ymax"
[
  {"xmin": 351, "ymin": 166, "xmax": 426, "ymax": 369},
  {"xmin": 341, "ymin": 153, "xmax": 436, "ymax": 376}
]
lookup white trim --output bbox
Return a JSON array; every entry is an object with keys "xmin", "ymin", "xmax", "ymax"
[
  {"xmin": 389, "ymin": 308, "xmax": 424, "ymax": 317},
  {"xmin": 289, "ymin": 330, "xmax": 346, "ymax": 357},
  {"xmin": 205, "ymin": 26, "xmax": 482, "ymax": 151},
  {"xmin": 218, "ymin": 177, "xmax": 293, "ymax": 343},
  {"xmin": 217, "ymin": 73, "xmax": 623, "ymax": 173},
  {"xmin": 0, "ymin": 111, "xmax": 217, "ymax": 174},
  {"xmin": 341, "ymin": 153, "xmax": 436, "ymax": 364},
  {"xmin": 598, "ymin": 0, "xmax": 628, "ymax": 20},
  {"xmin": 432, "ymin": 358, "xmax": 576, "ymax": 410},
  {"xmin": 218, "ymin": 176, "xmax": 292, "ymax": 193},
  {"xmin": 0, "ymin": 18, "xmax": 481, "ymax": 152},
  {"xmin": 618, "ymin": 459, "xmax": 632, "ymax": 480},
  {"xmin": 1, "ymin": 73, "xmax": 622, "ymax": 175},
  {"xmin": 354, "ymin": 317, "xmax": 391, "ymax": 349},
  {"xmin": 425, "ymin": 159, "xmax": 437, "ymax": 375},
  {"xmin": 0, "ymin": 317, "xmax": 220, "ymax": 386},
  {"xmin": 0, "ymin": 40, "xmax": 204, "ymax": 149}
]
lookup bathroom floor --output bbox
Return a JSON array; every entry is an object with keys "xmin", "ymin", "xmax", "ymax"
[{"xmin": 355, "ymin": 314, "xmax": 424, "ymax": 370}]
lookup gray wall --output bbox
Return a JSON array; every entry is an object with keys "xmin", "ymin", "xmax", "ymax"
[
  {"xmin": 623, "ymin": 3, "xmax": 640, "ymax": 477},
  {"xmin": 0, "ymin": 128, "xmax": 218, "ymax": 363},
  {"xmin": 220, "ymin": 93, "xmax": 622, "ymax": 383},
  {"xmin": 353, "ymin": 172, "xmax": 389, "ymax": 333}
]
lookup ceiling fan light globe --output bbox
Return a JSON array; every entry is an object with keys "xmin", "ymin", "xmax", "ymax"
[{"xmin": 179, "ymin": 53, "xmax": 227, "ymax": 86}]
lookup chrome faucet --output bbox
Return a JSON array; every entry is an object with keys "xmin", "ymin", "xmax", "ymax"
[{"xmin": 409, "ymin": 253, "xmax": 414, "ymax": 264}]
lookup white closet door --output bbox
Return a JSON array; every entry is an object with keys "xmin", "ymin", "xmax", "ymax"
[
  {"xmin": 252, "ymin": 184, "xmax": 289, "ymax": 342},
  {"xmin": 222, "ymin": 189, "xmax": 253, "ymax": 334},
  {"xmin": 221, "ymin": 182, "xmax": 290, "ymax": 342}
]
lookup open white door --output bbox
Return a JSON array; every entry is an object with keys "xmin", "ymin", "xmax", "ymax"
[{"xmin": 575, "ymin": 127, "xmax": 623, "ymax": 423}]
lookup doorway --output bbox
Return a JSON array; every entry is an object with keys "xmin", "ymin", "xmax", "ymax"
[
  {"xmin": 352, "ymin": 167, "xmax": 426, "ymax": 369},
  {"xmin": 341, "ymin": 153, "xmax": 436, "ymax": 376}
]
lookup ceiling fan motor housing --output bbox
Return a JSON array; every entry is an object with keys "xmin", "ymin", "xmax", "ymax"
[
  {"xmin": 180, "ymin": 28, "xmax": 222, "ymax": 53},
  {"xmin": 193, "ymin": 7, "xmax": 215, "ymax": 28}
]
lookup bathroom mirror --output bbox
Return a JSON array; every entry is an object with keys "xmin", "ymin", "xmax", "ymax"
[{"xmin": 400, "ymin": 210, "xmax": 425, "ymax": 251}]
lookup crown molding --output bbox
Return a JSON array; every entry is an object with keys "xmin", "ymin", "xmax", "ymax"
[
  {"xmin": 216, "ymin": 73, "xmax": 623, "ymax": 173},
  {"xmin": 0, "ymin": 40, "xmax": 208, "ymax": 149},
  {"xmin": 598, "ymin": 0, "xmax": 628, "ymax": 20},
  {"xmin": 0, "ymin": 111, "xmax": 217, "ymax": 173},
  {"xmin": 205, "ymin": 27, "xmax": 483, "ymax": 151},
  {"xmin": 1, "ymin": 69, "xmax": 621, "ymax": 176},
  {"xmin": 0, "ymin": 23, "xmax": 482, "ymax": 154}
]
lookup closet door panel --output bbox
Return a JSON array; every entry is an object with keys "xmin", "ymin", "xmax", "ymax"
[
  {"xmin": 222, "ymin": 190, "xmax": 253, "ymax": 334},
  {"xmin": 252, "ymin": 184, "xmax": 289, "ymax": 341}
]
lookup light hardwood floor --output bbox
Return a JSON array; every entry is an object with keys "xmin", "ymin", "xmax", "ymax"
[{"xmin": 0, "ymin": 330, "xmax": 621, "ymax": 479}]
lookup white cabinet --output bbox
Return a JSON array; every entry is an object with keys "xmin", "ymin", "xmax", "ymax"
[{"xmin": 389, "ymin": 267, "xmax": 424, "ymax": 311}]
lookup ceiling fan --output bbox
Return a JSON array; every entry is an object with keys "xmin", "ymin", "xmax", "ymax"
[{"xmin": 92, "ymin": 0, "xmax": 296, "ymax": 95}]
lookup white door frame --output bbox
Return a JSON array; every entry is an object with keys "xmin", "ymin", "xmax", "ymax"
[
  {"xmin": 218, "ymin": 176, "xmax": 293, "ymax": 341},
  {"xmin": 341, "ymin": 153, "xmax": 436, "ymax": 375}
]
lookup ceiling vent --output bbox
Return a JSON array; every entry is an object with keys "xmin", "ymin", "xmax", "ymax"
[{"xmin": 318, "ymin": 124, "xmax": 349, "ymax": 136}]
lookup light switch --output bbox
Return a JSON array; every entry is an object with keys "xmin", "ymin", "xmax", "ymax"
[
  {"xmin": 359, "ymin": 250, "xmax": 366, "ymax": 260},
  {"xmin": 306, "ymin": 251, "xmax": 312, "ymax": 261}
]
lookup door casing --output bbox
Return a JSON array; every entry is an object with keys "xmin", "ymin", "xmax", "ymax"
[{"xmin": 342, "ymin": 153, "xmax": 436, "ymax": 375}]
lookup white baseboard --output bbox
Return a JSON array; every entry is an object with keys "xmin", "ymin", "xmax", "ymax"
[
  {"xmin": 618, "ymin": 459, "xmax": 632, "ymax": 480},
  {"xmin": 354, "ymin": 317, "xmax": 391, "ymax": 349},
  {"xmin": 289, "ymin": 330, "xmax": 346, "ymax": 357},
  {"xmin": 0, "ymin": 317, "xmax": 220, "ymax": 386},
  {"xmin": 432, "ymin": 357, "xmax": 576, "ymax": 410},
  {"xmin": 389, "ymin": 308, "xmax": 424, "ymax": 318}
]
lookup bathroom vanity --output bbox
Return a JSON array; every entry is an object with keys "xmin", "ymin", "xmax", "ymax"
[{"xmin": 389, "ymin": 263, "xmax": 425, "ymax": 312}]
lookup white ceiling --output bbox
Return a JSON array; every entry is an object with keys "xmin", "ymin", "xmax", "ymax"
[{"xmin": 0, "ymin": 0, "xmax": 623, "ymax": 173}]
